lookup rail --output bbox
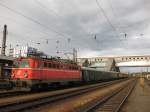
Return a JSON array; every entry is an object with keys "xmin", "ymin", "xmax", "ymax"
[
  {"xmin": 0, "ymin": 79, "xmax": 128, "ymax": 112},
  {"xmin": 76, "ymin": 79, "xmax": 136, "ymax": 112}
]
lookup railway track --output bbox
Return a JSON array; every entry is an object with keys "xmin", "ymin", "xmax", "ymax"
[
  {"xmin": 145, "ymin": 79, "xmax": 150, "ymax": 87},
  {"xmin": 0, "ymin": 90, "xmax": 33, "ymax": 98},
  {"xmin": 0, "ymin": 79, "xmax": 128, "ymax": 112},
  {"xmin": 0, "ymin": 79, "xmax": 125, "ymax": 99},
  {"xmin": 76, "ymin": 79, "xmax": 136, "ymax": 112}
]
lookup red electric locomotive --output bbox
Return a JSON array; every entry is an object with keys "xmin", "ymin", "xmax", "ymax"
[{"xmin": 11, "ymin": 57, "xmax": 81, "ymax": 90}]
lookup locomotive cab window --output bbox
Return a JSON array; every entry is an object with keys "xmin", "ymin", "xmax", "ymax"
[
  {"xmin": 48, "ymin": 63, "xmax": 52, "ymax": 68},
  {"xmin": 69, "ymin": 66, "xmax": 71, "ymax": 70},
  {"xmin": 56, "ymin": 64, "xmax": 58, "ymax": 69},
  {"xmin": 13, "ymin": 61, "xmax": 20, "ymax": 68},
  {"xmin": 44, "ymin": 62, "xmax": 48, "ymax": 68},
  {"xmin": 39, "ymin": 62, "xmax": 44, "ymax": 68},
  {"xmin": 57, "ymin": 64, "xmax": 60, "ymax": 69},
  {"xmin": 53, "ymin": 64, "xmax": 56, "ymax": 68},
  {"xmin": 20, "ymin": 60, "xmax": 30, "ymax": 68},
  {"xmin": 60, "ymin": 65, "xmax": 63, "ymax": 69}
]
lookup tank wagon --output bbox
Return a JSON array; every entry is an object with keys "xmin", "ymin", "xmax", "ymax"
[{"xmin": 11, "ymin": 57, "xmax": 127, "ymax": 90}]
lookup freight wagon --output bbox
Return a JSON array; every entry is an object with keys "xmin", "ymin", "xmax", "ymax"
[{"xmin": 81, "ymin": 67, "xmax": 126, "ymax": 82}]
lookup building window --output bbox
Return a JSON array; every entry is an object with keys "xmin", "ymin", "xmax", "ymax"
[
  {"xmin": 53, "ymin": 64, "xmax": 56, "ymax": 68},
  {"xmin": 56, "ymin": 64, "xmax": 59, "ymax": 68}
]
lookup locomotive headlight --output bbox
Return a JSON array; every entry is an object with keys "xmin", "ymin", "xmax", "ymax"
[{"xmin": 24, "ymin": 71, "xmax": 28, "ymax": 78}]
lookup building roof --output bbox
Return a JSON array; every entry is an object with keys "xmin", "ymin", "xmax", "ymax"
[{"xmin": 0, "ymin": 55, "xmax": 14, "ymax": 61}]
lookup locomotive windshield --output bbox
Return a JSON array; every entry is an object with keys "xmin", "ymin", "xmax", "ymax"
[
  {"xmin": 13, "ymin": 61, "xmax": 19, "ymax": 68},
  {"xmin": 20, "ymin": 61, "xmax": 30, "ymax": 68},
  {"xmin": 13, "ymin": 60, "xmax": 30, "ymax": 68}
]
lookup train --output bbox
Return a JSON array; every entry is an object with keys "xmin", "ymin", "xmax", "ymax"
[
  {"xmin": 82, "ymin": 67, "xmax": 127, "ymax": 82},
  {"xmin": 11, "ymin": 57, "xmax": 128, "ymax": 90}
]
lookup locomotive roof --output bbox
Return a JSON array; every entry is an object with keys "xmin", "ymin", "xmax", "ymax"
[
  {"xmin": 15, "ymin": 56, "xmax": 78, "ymax": 65},
  {"xmin": 81, "ymin": 67, "xmax": 120, "ymax": 74}
]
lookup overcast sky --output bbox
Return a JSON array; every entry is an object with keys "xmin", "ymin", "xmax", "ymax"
[{"xmin": 0, "ymin": 0, "xmax": 149, "ymax": 58}]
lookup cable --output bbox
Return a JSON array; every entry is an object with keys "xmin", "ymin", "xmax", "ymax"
[
  {"xmin": 108, "ymin": 0, "xmax": 150, "ymax": 29},
  {"xmin": 35, "ymin": 0, "xmax": 108, "ymax": 45},
  {"xmin": 0, "ymin": 14, "xmax": 69, "ymax": 44},
  {"xmin": 108, "ymin": 0, "xmax": 127, "ymax": 39},
  {"xmin": 34, "ymin": 0, "xmax": 63, "ymax": 18},
  {"xmin": 0, "ymin": 2, "xmax": 70, "ymax": 38},
  {"xmin": 107, "ymin": 0, "xmax": 116, "ymax": 18},
  {"xmin": 0, "ymin": 15, "xmax": 72, "ymax": 47},
  {"xmin": 95, "ymin": 0, "xmax": 120, "ymax": 38},
  {"xmin": 0, "ymin": 15, "xmax": 47, "ymax": 36}
]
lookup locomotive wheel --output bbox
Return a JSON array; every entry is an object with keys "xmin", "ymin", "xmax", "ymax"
[
  {"xmin": 31, "ymin": 84, "xmax": 39, "ymax": 91},
  {"xmin": 40, "ymin": 83, "xmax": 49, "ymax": 91},
  {"xmin": 31, "ymin": 83, "xmax": 49, "ymax": 91}
]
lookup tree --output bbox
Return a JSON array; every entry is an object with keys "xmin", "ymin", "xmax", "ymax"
[{"xmin": 82, "ymin": 59, "xmax": 89, "ymax": 67}]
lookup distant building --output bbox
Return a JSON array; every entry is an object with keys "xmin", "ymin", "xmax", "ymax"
[{"xmin": 13, "ymin": 46, "xmax": 37, "ymax": 58}]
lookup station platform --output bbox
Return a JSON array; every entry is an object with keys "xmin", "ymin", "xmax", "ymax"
[{"xmin": 121, "ymin": 78, "xmax": 150, "ymax": 112}]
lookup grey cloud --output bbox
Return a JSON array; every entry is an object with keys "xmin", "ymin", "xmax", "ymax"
[{"xmin": 0, "ymin": 0, "xmax": 149, "ymax": 57}]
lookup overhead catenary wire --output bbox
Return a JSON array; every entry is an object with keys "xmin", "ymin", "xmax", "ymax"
[
  {"xmin": 0, "ymin": 1, "xmax": 125, "ymax": 50},
  {"xmin": 107, "ymin": 0, "xmax": 124, "ymax": 30},
  {"xmin": 108, "ymin": 0, "xmax": 149, "ymax": 40},
  {"xmin": 0, "ymin": 2, "xmax": 71, "ymax": 39},
  {"xmin": 95, "ymin": 0, "xmax": 121, "ymax": 38},
  {"xmin": 0, "ymin": 17, "xmax": 78, "ymax": 51},
  {"xmin": 35, "ymin": 0, "xmax": 110, "ymax": 45},
  {"xmin": 0, "ymin": 15, "xmax": 71, "ymax": 45},
  {"xmin": 9, "ymin": 31, "xmax": 66, "ymax": 45},
  {"xmin": 34, "ymin": 0, "xmax": 63, "ymax": 18},
  {"xmin": 34, "ymin": 0, "xmax": 75, "ymax": 44},
  {"xmin": 108, "ymin": 0, "xmax": 128, "ymax": 39},
  {"xmin": 0, "ymin": 15, "xmax": 52, "ymax": 38}
]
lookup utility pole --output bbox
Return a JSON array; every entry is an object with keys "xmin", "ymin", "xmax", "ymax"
[
  {"xmin": 9, "ymin": 44, "xmax": 14, "ymax": 57},
  {"xmin": 73, "ymin": 48, "xmax": 77, "ymax": 63},
  {"xmin": 1, "ymin": 24, "xmax": 7, "ymax": 56}
]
